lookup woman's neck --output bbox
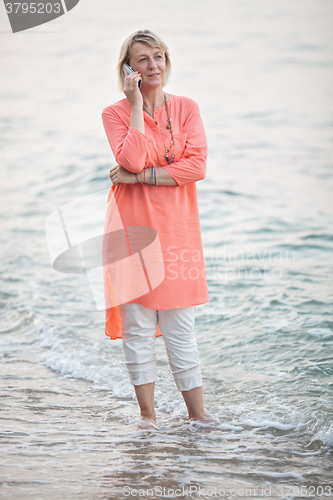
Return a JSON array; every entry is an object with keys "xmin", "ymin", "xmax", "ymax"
[{"xmin": 141, "ymin": 86, "xmax": 165, "ymax": 114}]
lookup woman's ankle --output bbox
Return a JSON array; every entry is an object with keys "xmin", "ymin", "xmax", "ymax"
[
  {"xmin": 140, "ymin": 410, "xmax": 156, "ymax": 421},
  {"xmin": 181, "ymin": 386, "xmax": 205, "ymax": 419},
  {"xmin": 188, "ymin": 409, "xmax": 206, "ymax": 420}
]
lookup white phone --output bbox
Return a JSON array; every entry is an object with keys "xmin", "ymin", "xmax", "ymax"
[{"xmin": 123, "ymin": 63, "xmax": 142, "ymax": 89}]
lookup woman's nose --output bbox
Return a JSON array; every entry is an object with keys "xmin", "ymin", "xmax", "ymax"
[{"xmin": 148, "ymin": 58, "xmax": 157, "ymax": 68}]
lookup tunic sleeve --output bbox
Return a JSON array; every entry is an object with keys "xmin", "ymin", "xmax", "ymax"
[
  {"xmin": 102, "ymin": 106, "xmax": 149, "ymax": 173},
  {"xmin": 163, "ymin": 101, "xmax": 208, "ymax": 187}
]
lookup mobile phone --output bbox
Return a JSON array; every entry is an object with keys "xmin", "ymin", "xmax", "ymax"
[{"xmin": 123, "ymin": 63, "xmax": 142, "ymax": 89}]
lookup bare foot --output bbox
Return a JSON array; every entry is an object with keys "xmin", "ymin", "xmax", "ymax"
[
  {"xmin": 137, "ymin": 417, "xmax": 159, "ymax": 431},
  {"xmin": 189, "ymin": 410, "xmax": 220, "ymax": 427}
]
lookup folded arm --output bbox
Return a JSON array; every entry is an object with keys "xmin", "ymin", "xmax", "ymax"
[{"xmin": 102, "ymin": 100, "xmax": 207, "ymax": 186}]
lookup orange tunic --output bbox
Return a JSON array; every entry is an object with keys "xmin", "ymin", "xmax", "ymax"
[{"xmin": 102, "ymin": 94, "xmax": 210, "ymax": 339}]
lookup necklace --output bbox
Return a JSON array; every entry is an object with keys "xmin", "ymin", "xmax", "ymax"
[{"xmin": 143, "ymin": 94, "xmax": 175, "ymax": 163}]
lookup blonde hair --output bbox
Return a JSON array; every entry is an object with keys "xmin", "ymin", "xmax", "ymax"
[{"xmin": 117, "ymin": 29, "xmax": 171, "ymax": 91}]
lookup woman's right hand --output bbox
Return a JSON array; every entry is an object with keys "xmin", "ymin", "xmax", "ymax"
[{"xmin": 123, "ymin": 72, "xmax": 143, "ymax": 108}]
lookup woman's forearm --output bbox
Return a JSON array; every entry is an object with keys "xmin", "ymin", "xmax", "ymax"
[
  {"xmin": 137, "ymin": 167, "xmax": 178, "ymax": 186},
  {"xmin": 130, "ymin": 105, "xmax": 145, "ymax": 134}
]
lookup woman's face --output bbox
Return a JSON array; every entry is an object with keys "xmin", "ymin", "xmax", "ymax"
[{"xmin": 129, "ymin": 42, "xmax": 166, "ymax": 89}]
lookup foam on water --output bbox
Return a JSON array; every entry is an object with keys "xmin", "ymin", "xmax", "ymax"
[{"xmin": 34, "ymin": 317, "xmax": 134, "ymax": 398}]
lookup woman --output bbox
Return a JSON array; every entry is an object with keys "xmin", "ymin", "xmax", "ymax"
[{"xmin": 102, "ymin": 29, "xmax": 210, "ymax": 426}]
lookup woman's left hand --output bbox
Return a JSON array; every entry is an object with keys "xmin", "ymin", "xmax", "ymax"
[{"xmin": 109, "ymin": 165, "xmax": 133, "ymax": 185}]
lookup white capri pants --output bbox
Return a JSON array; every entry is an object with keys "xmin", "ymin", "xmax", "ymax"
[{"xmin": 121, "ymin": 304, "xmax": 202, "ymax": 392}]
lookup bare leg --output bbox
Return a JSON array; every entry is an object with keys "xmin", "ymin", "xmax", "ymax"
[
  {"xmin": 181, "ymin": 386, "xmax": 206, "ymax": 420},
  {"xmin": 134, "ymin": 382, "xmax": 156, "ymax": 421}
]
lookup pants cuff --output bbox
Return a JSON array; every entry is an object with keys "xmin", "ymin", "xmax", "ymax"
[
  {"xmin": 172, "ymin": 364, "xmax": 202, "ymax": 392},
  {"xmin": 126, "ymin": 360, "xmax": 157, "ymax": 386}
]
